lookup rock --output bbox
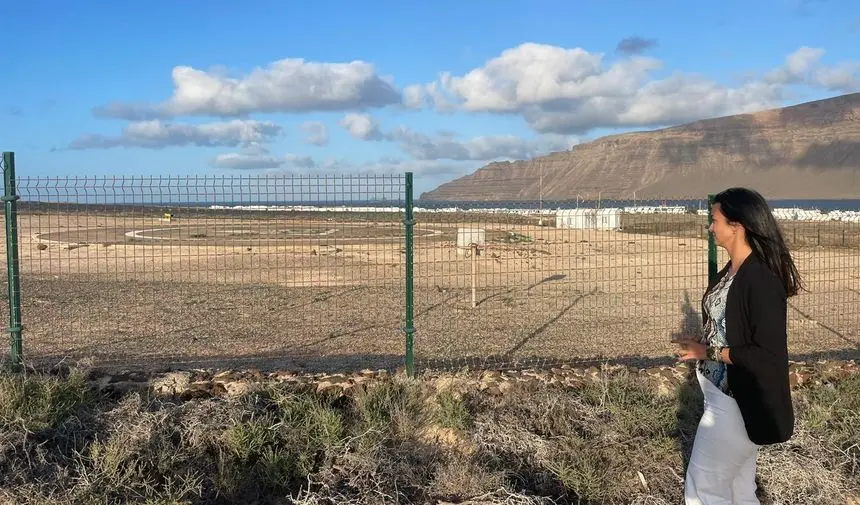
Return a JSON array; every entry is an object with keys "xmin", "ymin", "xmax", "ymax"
[
  {"xmin": 316, "ymin": 381, "xmax": 343, "ymax": 396},
  {"xmin": 179, "ymin": 386, "xmax": 212, "ymax": 401},
  {"xmin": 481, "ymin": 371, "xmax": 502, "ymax": 381},
  {"xmin": 213, "ymin": 370, "xmax": 240, "ymax": 382},
  {"xmin": 151, "ymin": 372, "xmax": 191, "ymax": 397},
  {"xmin": 272, "ymin": 371, "xmax": 297, "ymax": 382},
  {"xmin": 497, "ymin": 381, "xmax": 515, "ymax": 395},
  {"xmin": 789, "ymin": 371, "xmax": 804, "ymax": 388},
  {"xmin": 316, "ymin": 375, "xmax": 351, "ymax": 396},
  {"xmin": 563, "ymin": 376, "xmax": 586, "ymax": 388},
  {"xmin": 222, "ymin": 380, "xmax": 255, "ymax": 397},
  {"xmin": 485, "ymin": 385, "xmax": 502, "ymax": 396},
  {"xmin": 477, "ymin": 377, "xmax": 499, "ymax": 392},
  {"xmin": 69, "ymin": 357, "xmax": 860, "ymax": 407}
]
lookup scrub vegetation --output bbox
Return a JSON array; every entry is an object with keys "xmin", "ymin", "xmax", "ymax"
[{"xmin": 0, "ymin": 365, "xmax": 857, "ymax": 504}]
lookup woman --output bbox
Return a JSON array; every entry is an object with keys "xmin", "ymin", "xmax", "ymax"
[{"xmin": 676, "ymin": 187, "xmax": 803, "ymax": 505}]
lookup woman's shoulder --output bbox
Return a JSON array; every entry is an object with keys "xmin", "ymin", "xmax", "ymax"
[{"xmin": 738, "ymin": 256, "xmax": 786, "ymax": 296}]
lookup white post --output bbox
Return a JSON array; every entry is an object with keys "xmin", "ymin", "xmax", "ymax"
[{"xmin": 471, "ymin": 242, "xmax": 478, "ymax": 308}]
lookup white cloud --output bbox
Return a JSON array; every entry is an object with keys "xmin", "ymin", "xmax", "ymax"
[
  {"xmin": 300, "ymin": 121, "xmax": 329, "ymax": 146},
  {"xmin": 319, "ymin": 157, "xmax": 468, "ymax": 177},
  {"xmin": 93, "ymin": 58, "xmax": 402, "ymax": 119},
  {"xmin": 402, "ymin": 85, "xmax": 426, "ymax": 109},
  {"xmin": 68, "ymin": 119, "xmax": 282, "ymax": 150},
  {"xmin": 339, "ymin": 113, "xmax": 385, "ymax": 140},
  {"xmin": 412, "ymin": 42, "xmax": 860, "ymax": 134},
  {"xmin": 336, "ymin": 110, "xmax": 576, "ymax": 161},
  {"xmin": 389, "ymin": 126, "xmax": 575, "ymax": 161},
  {"xmin": 766, "ymin": 47, "xmax": 860, "ymax": 92},
  {"xmin": 210, "ymin": 152, "xmax": 285, "ymax": 170},
  {"xmin": 434, "ymin": 43, "xmax": 656, "ymax": 113},
  {"xmin": 210, "ymin": 149, "xmax": 469, "ymax": 177},
  {"xmin": 765, "ymin": 47, "xmax": 826, "ymax": 85},
  {"xmin": 210, "ymin": 145, "xmax": 316, "ymax": 170},
  {"xmin": 812, "ymin": 63, "xmax": 860, "ymax": 92}
]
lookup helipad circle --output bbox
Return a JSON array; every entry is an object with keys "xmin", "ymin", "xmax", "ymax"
[{"xmin": 34, "ymin": 221, "xmax": 444, "ymax": 246}]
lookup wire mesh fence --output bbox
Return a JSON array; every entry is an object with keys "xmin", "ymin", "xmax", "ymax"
[
  {"xmin": 412, "ymin": 199, "xmax": 713, "ymax": 370},
  {"xmin": 5, "ymin": 174, "xmax": 407, "ymax": 372},
  {"xmin": 412, "ymin": 200, "xmax": 860, "ymax": 371},
  {"xmin": 1, "ymin": 159, "xmax": 858, "ymax": 373}
]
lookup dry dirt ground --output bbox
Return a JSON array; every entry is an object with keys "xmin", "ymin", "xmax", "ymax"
[{"xmin": 1, "ymin": 210, "xmax": 858, "ymax": 372}]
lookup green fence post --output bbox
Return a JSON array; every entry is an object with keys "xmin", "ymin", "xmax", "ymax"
[
  {"xmin": 2, "ymin": 152, "xmax": 23, "ymax": 371},
  {"xmin": 403, "ymin": 172, "xmax": 415, "ymax": 378},
  {"xmin": 707, "ymin": 193, "xmax": 717, "ymax": 284}
]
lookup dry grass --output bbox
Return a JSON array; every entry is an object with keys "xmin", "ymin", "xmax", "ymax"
[{"xmin": 0, "ymin": 366, "xmax": 857, "ymax": 504}]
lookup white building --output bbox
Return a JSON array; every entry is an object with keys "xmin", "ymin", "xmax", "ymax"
[{"xmin": 555, "ymin": 208, "xmax": 622, "ymax": 230}]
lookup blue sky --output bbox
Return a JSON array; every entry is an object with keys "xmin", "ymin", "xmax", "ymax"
[{"xmin": 2, "ymin": 0, "xmax": 860, "ymax": 196}]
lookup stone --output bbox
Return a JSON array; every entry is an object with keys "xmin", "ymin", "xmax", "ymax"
[
  {"xmin": 224, "ymin": 380, "xmax": 255, "ymax": 397},
  {"xmin": 481, "ymin": 371, "xmax": 501, "ymax": 381},
  {"xmin": 789, "ymin": 371, "xmax": 804, "ymax": 388},
  {"xmin": 210, "ymin": 382, "xmax": 228, "ymax": 397},
  {"xmin": 272, "ymin": 371, "xmax": 297, "ymax": 382},
  {"xmin": 316, "ymin": 380, "xmax": 345, "ymax": 395},
  {"xmin": 485, "ymin": 385, "xmax": 502, "ymax": 396},
  {"xmin": 179, "ymin": 387, "xmax": 212, "ymax": 401},
  {"xmin": 497, "ymin": 381, "xmax": 515, "ymax": 395},
  {"xmin": 151, "ymin": 372, "xmax": 191, "ymax": 397},
  {"xmin": 213, "ymin": 370, "xmax": 239, "ymax": 382}
]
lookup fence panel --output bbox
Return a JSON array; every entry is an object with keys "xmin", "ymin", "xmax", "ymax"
[
  {"xmin": 777, "ymin": 218, "xmax": 860, "ymax": 358},
  {"xmin": 412, "ymin": 197, "xmax": 860, "ymax": 370},
  {"xmin": 10, "ymin": 175, "xmax": 406, "ymax": 372}
]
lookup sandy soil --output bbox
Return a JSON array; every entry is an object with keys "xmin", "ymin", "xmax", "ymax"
[{"xmin": 1, "ymin": 211, "xmax": 858, "ymax": 372}]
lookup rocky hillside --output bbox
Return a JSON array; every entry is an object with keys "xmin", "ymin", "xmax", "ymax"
[{"xmin": 420, "ymin": 93, "xmax": 860, "ymax": 201}]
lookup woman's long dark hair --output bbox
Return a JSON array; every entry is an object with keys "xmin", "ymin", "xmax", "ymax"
[{"xmin": 713, "ymin": 187, "xmax": 804, "ymax": 297}]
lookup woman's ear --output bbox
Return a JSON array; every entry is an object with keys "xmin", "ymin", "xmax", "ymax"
[{"xmin": 729, "ymin": 221, "xmax": 743, "ymax": 235}]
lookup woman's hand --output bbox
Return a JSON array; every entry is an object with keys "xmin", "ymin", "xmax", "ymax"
[{"xmin": 675, "ymin": 337, "xmax": 707, "ymax": 362}]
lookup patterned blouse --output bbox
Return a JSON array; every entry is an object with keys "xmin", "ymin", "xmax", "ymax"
[{"xmin": 698, "ymin": 271, "xmax": 735, "ymax": 395}]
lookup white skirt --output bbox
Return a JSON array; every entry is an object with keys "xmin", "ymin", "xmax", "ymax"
[{"xmin": 685, "ymin": 369, "xmax": 761, "ymax": 505}]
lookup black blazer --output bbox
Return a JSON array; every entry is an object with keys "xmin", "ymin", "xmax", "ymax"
[{"xmin": 702, "ymin": 253, "xmax": 794, "ymax": 445}]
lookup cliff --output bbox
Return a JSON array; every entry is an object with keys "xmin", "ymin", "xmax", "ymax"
[{"xmin": 420, "ymin": 93, "xmax": 860, "ymax": 201}]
